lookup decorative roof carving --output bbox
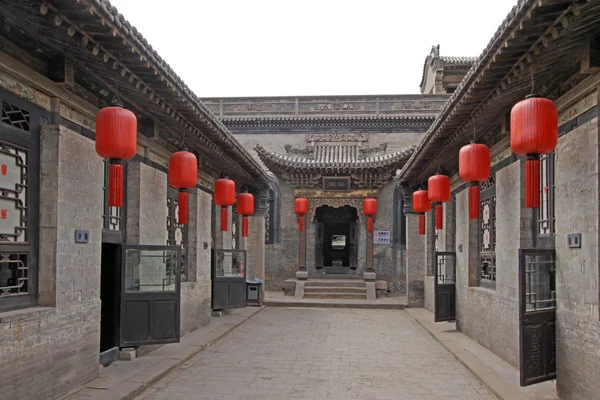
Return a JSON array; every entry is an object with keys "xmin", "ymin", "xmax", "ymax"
[{"xmin": 306, "ymin": 133, "xmax": 368, "ymax": 142}]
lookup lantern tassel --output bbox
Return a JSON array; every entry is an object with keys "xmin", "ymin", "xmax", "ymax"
[
  {"xmin": 435, "ymin": 204, "xmax": 443, "ymax": 230},
  {"xmin": 298, "ymin": 216, "xmax": 304, "ymax": 232},
  {"xmin": 220, "ymin": 206, "xmax": 228, "ymax": 231},
  {"xmin": 368, "ymin": 217, "xmax": 373, "ymax": 233},
  {"xmin": 178, "ymin": 190, "xmax": 188, "ymax": 225},
  {"xmin": 526, "ymin": 156, "xmax": 541, "ymax": 208},
  {"xmin": 469, "ymin": 183, "xmax": 480, "ymax": 219},
  {"xmin": 242, "ymin": 216, "xmax": 249, "ymax": 237},
  {"xmin": 419, "ymin": 214, "xmax": 426, "ymax": 235},
  {"xmin": 108, "ymin": 162, "xmax": 123, "ymax": 207}
]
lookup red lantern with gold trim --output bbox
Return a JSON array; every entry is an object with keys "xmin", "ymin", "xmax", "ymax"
[
  {"xmin": 412, "ymin": 189, "xmax": 431, "ymax": 235},
  {"xmin": 169, "ymin": 150, "xmax": 197, "ymax": 225},
  {"xmin": 214, "ymin": 176, "xmax": 236, "ymax": 231},
  {"xmin": 511, "ymin": 94, "xmax": 558, "ymax": 208},
  {"xmin": 237, "ymin": 191, "xmax": 254, "ymax": 237},
  {"xmin": 95, "ymin": 105, "xmax": 137, "ymax": 207},
  {"xmin": 459, "ymin": 142, "xmax": 490, "ymax": 219},
  {"xmin": 295, "ymin": 198, "xmax": 308, "ymax": 232},
  {"xmin": 428, "ymin": 173, "xmax": 450, "ymax": 230},
  {"xmin": 363, "ymin": 198, "xmax": 377, "ymax": 233}
]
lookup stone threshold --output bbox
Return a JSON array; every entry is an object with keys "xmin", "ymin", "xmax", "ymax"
[
  {"xmin": 406, "ymin": 308, "xmax": 558, "ymax": 400},
  {"xmin": 60, "ymin": 306, "xmax": 264, "ymax": 400},
  {"xmin": 265, "ymin": 290, "xmax": 407, "ymax": 309}
]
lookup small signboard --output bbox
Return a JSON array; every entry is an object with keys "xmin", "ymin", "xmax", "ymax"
[
  {"xmin": 323, "ymin": 176, "xmax": 351, "ymax": 191},
  {"xmin": 374, "ymin": 231, "xmax": 390, "ymax": 244}
]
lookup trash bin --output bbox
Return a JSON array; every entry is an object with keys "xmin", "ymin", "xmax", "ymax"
[{"xmin": 246, "ymin": 276, "xmax": 263, "ymax": 306}]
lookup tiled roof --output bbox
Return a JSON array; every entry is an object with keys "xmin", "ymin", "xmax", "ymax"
[
  {"xmin": 255, "ymin": 144, "xmax": 415, "ymax": 170},
  {"xmin": 221, "ymin": 115, "xmax": 436, "ymax": 129},
  {"xmin": 439, "ymin": 56, "xmax": 478, "ymax": 66}
]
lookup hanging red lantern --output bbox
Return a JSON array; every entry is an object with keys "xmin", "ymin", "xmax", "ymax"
[
  {"xmin": 237, "ymin": 191, "xmax": 254, "ymax": 237},
  {"xmin": 95, "ymin": 105, "xmax": 137, "ymax": 207},
  {"xmin": 412, "ymin": 190, "xmax": 431, "ymax": 235},
  {"xmin": 428, "ymin": 173, "xmax": 450, "ymax": 230},
  {"xmin": 459, "ymin": 142, "xmax": 490, "ymax": 220},
  {"xmin": 169, "ymin": 150, "xmax": 197, "ymax": 225},
  {"xmin": 511, "ymin": 94, "xmax": 558, "ymax": 208},
  {"xmin": 295, "ymin": 198, "xmax": 308, "ymax": 232},
  {"xmin": 363, "ymin": 198, "xmax": 377, "ymax": 233},
  {"xmin": 214, "ymin": 177, "xmax": 235, "ymax": 231}
]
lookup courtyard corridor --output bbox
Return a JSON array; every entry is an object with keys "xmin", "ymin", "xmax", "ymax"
[{"xmin": 135, "ymin": 308, "xmax": 495, "ymax": 400}]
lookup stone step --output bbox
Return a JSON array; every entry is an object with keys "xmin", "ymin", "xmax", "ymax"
[
  {"xmin": 309, "ymin": 274, "xmax": 363, "ymax": 280},
  {"xmin": 304, "ymin": 292, "xmax": 368, "ymax": 300},
  {"xmin": 305, "ymin": 280, "xmax": 367, "ymax": 288},
  {"xmin": 265, "ymin": 300, "xmax": 406, "ymax": 310},
  {"xmin": 304, "ymin": 286, "xmax": 367, "ymax": 294}
]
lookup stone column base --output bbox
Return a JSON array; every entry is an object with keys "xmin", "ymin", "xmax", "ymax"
[
  {"xmin": 296, "ymin": 270, "xmax": 308, "ymax": 280},
  {"xmin": 363, "ymin": 271, "xmax": 376, "ymax": 281}
]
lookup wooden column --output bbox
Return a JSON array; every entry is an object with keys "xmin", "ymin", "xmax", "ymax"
[{"xmin": 296, "ymin": 215, "xmax": 308, "ymax": 279}]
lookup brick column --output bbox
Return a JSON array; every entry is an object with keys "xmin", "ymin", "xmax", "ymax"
[
  {"xmin": 296, "ymin": 215, "xmax": 308, "ymax": 280},
  {"xmin": 403, "ymin": 185, "xmax": 425, "ymax": 307}
]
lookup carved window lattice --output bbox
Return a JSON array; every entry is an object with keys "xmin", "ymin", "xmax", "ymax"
[
  {"xmin": 1, "ymin": 101, "xmax": 30, "ymax": 132},
  {"xmin": 231, "ymin": 203, "xmax": 239, "ymax": 250},
  {"xmin": 480, "ymin": 174, "xmax": 496, "ymax": 287},
  {"xmin": 0, "ymin": 142, "xmax": 28, "ymax": 243},
  {"xmin": 538, "ymin": 153, "xmax": 555, "ymax": 236},
  {"xmin": 0, "ymin": 253, "xmax": 28, "ymax": 297},
  {"xmin": 524, "ymin": 253, "xmax": 556, "ymax": 312},
  {"xmin": 167, "ymin": 196, "xmax": 187, "ymax": 278},
  {"xmin": 102, "ymin": 160, "xmax": 122, "ymax": 231}
]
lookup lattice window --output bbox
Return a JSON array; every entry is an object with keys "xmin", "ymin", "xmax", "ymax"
[
  {"xmin": 0, "ymin": 143, "xmax": 27, "ymax": 243},
  {"xmin": 524, "ymin": 252, "xmax": 556, "ymax": 312},
  {"xmin": 167, "ymin": 195, "xmax": 187, "ymax": 278},
  {"xmin": 102, "ymin": 160, "xmax": 122, "ymax": 231},
  {"xmin": 231, "ymin": 203, "xmax": 239, "ymax": 250},
  {"xmin": 0, "ymin": 253, "xmax": 28, "ymax": 297},
  {"xmin": 538, "ymin": 153, "xmax": 556, "ymax": 236},
  {"xmin": 1, "ymin": 101, "xmax": 30, "ymax": 132},
  {"xmin": 479, "ymin": 174, "xmax": 496, "ymax": 288}
]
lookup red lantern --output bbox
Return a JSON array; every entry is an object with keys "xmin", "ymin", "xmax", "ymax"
[
  {"xmin": 412, "ymin": 190, "xmax": 431, "ymax": 235},
  {"xmin": 511, "ymin": 95, "xmax": 558, "ymax": 208},
  {"xmin": 169, "ymin": 150, "xmax": 197, "ymax": 225},
  {"xmin": 214, "ymin": 177, "xmax": 235, "ymax": 231},
  {"xmin": 295, "ymin": 198, "xmax": 308, "ymax": 232},
  {"xmin": 428, "ymin": 174, "xmax": 450, "ymax": 230},
  {"xmin": 237, "ymin": 192, "xmax": 254, "ymax": 237},
  {"xmin": 95, "ymin": 106, "xmax": 137, "ymax": 207},
  {"xmin": 363, "ymin": 198, "xmax": 377, "ymax": 233},
  {"xmin": 459, "ymin": 142, "xmax": 490, "ymax": 219}
]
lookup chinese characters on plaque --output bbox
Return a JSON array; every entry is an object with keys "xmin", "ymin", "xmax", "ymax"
[
  {"xmin": 373, "ymin": 231, "xmax": 390, "ymax": 244},
  {"xmin": 322, "ymin": 177, "xmax": 350, "ymax": 191}
]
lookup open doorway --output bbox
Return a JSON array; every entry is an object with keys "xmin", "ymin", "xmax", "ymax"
[
  {"xmin": 100, "ymin": 243, "xmax": 120, "ymax": 366},
  {"xmin": 315, "ymin": 205, "xmax": 358, "ymax": 274}
]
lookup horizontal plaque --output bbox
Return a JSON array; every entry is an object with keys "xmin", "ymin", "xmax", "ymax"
[
  {"xmin": 323, "ymin": 177, "xmax": 350, "ymax": 192},
  {"xmin": 374, "ymin": 230, "xmax": 391, "ymax": 244}
]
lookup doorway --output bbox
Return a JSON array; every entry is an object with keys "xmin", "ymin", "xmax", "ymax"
[
  {"xmin": 100, "ymin": 243, "xmax": 120, "ymax": 365},
  {"xmin": 315, "ymin": 205, "xmax": 358, "ymax": 274}
]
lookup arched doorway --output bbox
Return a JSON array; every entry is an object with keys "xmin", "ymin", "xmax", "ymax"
[{"xmin": 314, "ymin": 205, "xmax": 359, "ymax": 274}]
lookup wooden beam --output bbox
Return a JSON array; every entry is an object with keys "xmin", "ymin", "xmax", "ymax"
[
  {"xmin": 47, "ymin": 55, "xmax": 75, "ymax": 88},
  {"xmin": 581, "ymin": 36, "xmax": 600, "ymax": 74}
]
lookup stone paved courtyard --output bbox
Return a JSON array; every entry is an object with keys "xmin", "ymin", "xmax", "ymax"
[{"xmin": 136, "ymin": 308, "xmax": 496, "ymax": 400}]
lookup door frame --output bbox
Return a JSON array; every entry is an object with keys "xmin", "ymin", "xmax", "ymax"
[
  {"xmin": 518, "ymin": 248, "xmax": 557, "ymax": 386},
  {"xmin": 434, "ymin": 251, "xmax": 457, "ymax": 322},
  {"xmin": 211, "ymin": 248, "xmax": 247, "ymax": 310},
  {"xmin": 120, "ymin": 244, "xmax": 182, "ymax": 347}
]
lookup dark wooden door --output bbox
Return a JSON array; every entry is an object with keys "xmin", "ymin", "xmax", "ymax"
[
  {"xmin": 349, "ymin": 222, "xmax": 358, "ymax": 270},
  {"xmin": 315, "ymin": 222, "xmax": 324, "ymax": 269},
  {"xmin": 212, "ymin": 249, "xmax": 247, "ymax": 309},
  {"xmin": 519, "ymin": 249, "xmax": 556, "ymax": 386},
  {"xmin": 120, "ymin": 245, "xmax": 181, "ymax": 347},
  {"xmin": 434, "ymin": 251, "xmax": 456, "ymax": 322}
]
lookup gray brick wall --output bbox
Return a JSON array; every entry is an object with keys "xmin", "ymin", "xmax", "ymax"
[
  {"xmin": 180, "ymin": 189, "xmax": 212, "ymax": 335},
  {"xmin": 555, "ymin": 116, "xmax": 600, "ymax": 400},
  {"xmin": 453, "ymin": 160, "xmax": 524, "ymax": 368},
  {"xmin": 0, "ymin": 124, "xmax": 103, "ymax": 400}
]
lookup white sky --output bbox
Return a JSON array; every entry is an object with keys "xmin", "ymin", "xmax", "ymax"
[{"xmin": 109, "ymin": 0, "xmax": 518, "ymax": 97}]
